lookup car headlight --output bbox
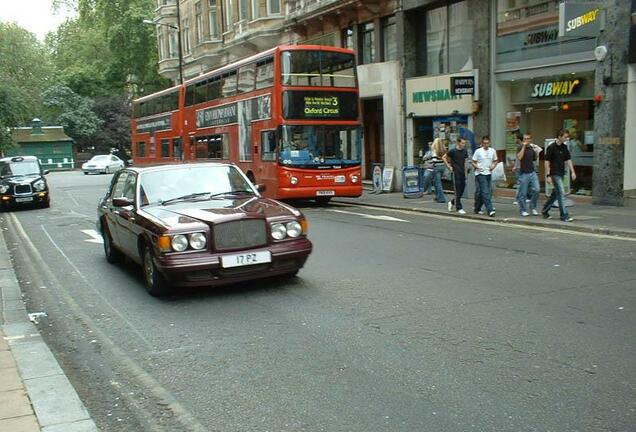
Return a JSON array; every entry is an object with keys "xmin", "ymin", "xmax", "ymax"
[
  {"xmin": 189, "ymin": 232, "xmax": 206, "ymax": 250},
  {"xmin": 285, "ymin": 221, "xmax": 302, "ymax": 238},
  {"xmin": 171, "ymin": 234, "xmax": 189, "ymax": 252},
  {"xmin": 271, "ymin": 223, "xmax": 287, "ymax": 240},
  {"xmin": 33, "ymin": 180, "xmax": 46, "ymax": 191},
  {"xmin": 0, "ymin": 185, "xmax": 8, "ymax": 194}
]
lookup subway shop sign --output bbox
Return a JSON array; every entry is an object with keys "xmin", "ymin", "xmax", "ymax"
[
  {"xmin": 559, "ymin": 2, "xmax": 604, "ymax": 38},
  {"xmin": 282, "ymin": 91, "xmax": 358, "ymax": 120},
  {"xmin": 531, "ymin": 79, "xmax": 582, "ymax": 98}
]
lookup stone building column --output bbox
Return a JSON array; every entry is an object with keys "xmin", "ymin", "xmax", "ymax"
[{"xmin": 592, "ymin": 0, "xmax": 632, "ymax": 205}]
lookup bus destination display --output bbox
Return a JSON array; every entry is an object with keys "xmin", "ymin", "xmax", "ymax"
[{"xmin": 283, "ymin": 91, "xmax": 358, "ymax": 120}]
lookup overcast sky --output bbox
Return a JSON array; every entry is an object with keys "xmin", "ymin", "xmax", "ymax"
[{"xmin": 0, "ymin": 0, "xmax": 76, "ymax": 41}]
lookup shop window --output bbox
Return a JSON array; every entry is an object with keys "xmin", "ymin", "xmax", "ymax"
[
  {"xmin": 382, "ymin": 15, "xmax": 397, "ymax": 61},
  {"xmin": 137, "ymin": 141, "xmax": 146, "ymax": 157},
  {"xmin": 359, "ymin": 21, "xmax": 375, "ymax": 64},
  {"xmin": 426, "ymin": 0, "xmax": 472, "ymax": 74},
  {"xmin": 194, "ymin": 134, "xmax": 228, "ymax": 159}
]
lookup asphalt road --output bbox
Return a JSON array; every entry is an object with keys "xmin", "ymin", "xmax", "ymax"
[{"xmin": 1, "ymin": 171, "xmax": 635, "ymax": 432}]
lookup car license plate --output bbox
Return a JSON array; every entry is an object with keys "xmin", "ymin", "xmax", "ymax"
[
  {"xmin": 316, "ymin": 190, "xmax": 335, "ymax": 196},
  {"xmin": 220, "ymin": 251, "xmax": 271, "ymax": 268},
  {"xmin": 15, "ymin": 197, "xmax": 33, "ymax": 203}
]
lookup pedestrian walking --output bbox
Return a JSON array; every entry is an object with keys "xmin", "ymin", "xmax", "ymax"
[
  {"xmin": 542, "ymin": 129, "xmax": 576, "ymax": 222},
  {"xmin": 420, "ymin": 142, "xmax": 434, "ymax": 195},
  {"xmin": 472, "ymin": 136, "xmax": 498, "ymax": 217},
  {"xmin": 516, "ymin": 133, "xmax": 542, "ymax": 216},
  {"xmin": 430, "ymin": 138, "xmax": 447, "ymax": 203},
  {"xmin": 443, "ymin": 137, "xmax": 468, "ymax": 214}
]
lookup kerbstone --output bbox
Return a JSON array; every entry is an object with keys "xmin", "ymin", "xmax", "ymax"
[
  {"xmin": 9, "ymin": 341, "xmax": 63, "ymax": 380},
  {"xmin": 24, "ymin": 374, "xmax": 90, "ymax": 427},
  {"xmin": 43, "ymin": 419, "xmax": 99, "ymax": 432}
]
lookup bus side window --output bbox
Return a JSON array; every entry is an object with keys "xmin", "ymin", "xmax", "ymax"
[{"xmin": 261, "ymin": 130, "xmax": 277, "ymax": 161}]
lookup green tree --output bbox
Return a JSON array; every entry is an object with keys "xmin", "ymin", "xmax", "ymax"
[
  {"xmin": 41, "ymin": 85, "xmax": 103, "ymax": 151},
  {"xmin": 0, "ymin": 22, "xmax": 58, "ymax": 153}
]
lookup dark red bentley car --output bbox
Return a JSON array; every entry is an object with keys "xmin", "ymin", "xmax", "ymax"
[{"xmin": 96, "ymin": 163, "xmax": 312, "ymax": 296}]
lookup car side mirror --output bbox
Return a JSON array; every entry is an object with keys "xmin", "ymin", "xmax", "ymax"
[
  {"xmin": 112, "ymin": 197, "xmax": 134, "ymax": 207},
  {"xmin": 256, "ymin": 184, "xmax": 266, "ymax": 193},
  {"xmin": 43, "ymin": 170, "xmax": 50, "ymax": 175}
]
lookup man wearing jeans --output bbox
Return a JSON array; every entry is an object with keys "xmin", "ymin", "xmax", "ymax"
[
  {"xmin": 472, "ymin": 136, "xmax": 498, "ymax": 217},
  {"xmin": 516, "ymin": 133, "xmax": 541, "ymax": 216},
  {"xmin": 542, "ymin": 129, "xmax": 576, "ymax": 222}
]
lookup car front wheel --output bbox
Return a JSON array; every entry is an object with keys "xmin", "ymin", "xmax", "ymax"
[
  {"xmin": 143, "ymin": 244, "xmax": 171, "ymax": 296},
  {"xmin": 102, "ymin": 227, "xmax": 122, "ymax": 264}
]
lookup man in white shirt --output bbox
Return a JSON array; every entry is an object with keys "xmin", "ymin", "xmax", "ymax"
[{"xmin": 471, "ymin": 136, "xmax": 498, "ymax": 217}]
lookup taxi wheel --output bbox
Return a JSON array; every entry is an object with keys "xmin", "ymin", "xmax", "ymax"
[
  {"xmin": 142, "ymin": 244, "xmax": 170, "ymax": 297},
  {"xmin": 102, "ymin": 227, "xmax": 122, "ymax": 264}
]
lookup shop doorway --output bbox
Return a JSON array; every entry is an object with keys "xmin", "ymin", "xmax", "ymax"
[{"xmin": 362, "ymin": 98, "xmax": 384, "ymax": 179}]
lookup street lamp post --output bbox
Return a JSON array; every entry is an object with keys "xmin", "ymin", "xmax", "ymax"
[{"xmin": 143, "ymin": 2, "xmax": 184, "ymax": 84}]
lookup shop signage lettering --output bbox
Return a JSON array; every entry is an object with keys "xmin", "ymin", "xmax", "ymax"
[
  {"xmin": 524, "ymin": 29, "xmax": 558, "ymax": 46},
  {"xmin": 559, "ymin": 2, "xmax": 603, "ymax": 38},
  {"xmin": 450, "ymin": 77, "xmax": 475, "ymax": 96},
  {"xmin": 412, "ymin": 88, "xmax": 460, "ymax": 103},
  {"xmin": 196, "ymin": 103, "xmax": 237, "ymax": 128},
  {"xmin": 566, "ymin": 8, "xmax": 600, "ymax": 33},
  {"xmin": 303, "ymin": 96, "xmax": 340, "ymax": 117},
  {"xmin": 531, "ymin": 79, "xmax": 581, "ymax": 98}
]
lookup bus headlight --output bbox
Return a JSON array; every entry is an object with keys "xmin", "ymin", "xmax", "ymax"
[
  {"xmin": 285, "ymin": 221, "xmax": 302, "ymax": 238},
  {"xmin": 189, "ymin": 233, "xmax": 207, "ymax": 250},
  {"xmin": 171, "ymin": 234, "xmax": 189, "ymax": 252},
  {"xmin": 271, "ymin": 223, "xmax": 287, "ymax": 240},
  {"xmin": 350, "ymin": 175, "xmax": 359, "ymax": 183},
  {"xmin": 290, "ymin": 176, "xmax": 298, "ymax": 185}
]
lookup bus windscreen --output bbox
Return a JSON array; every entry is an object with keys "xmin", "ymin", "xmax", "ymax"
[{"xmin": 279, "ymin": 125, "xmax": 361, "ymax": 168}]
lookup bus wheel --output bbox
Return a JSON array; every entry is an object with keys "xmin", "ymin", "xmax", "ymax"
[{"xmin": 316, "ymin": 197, "xmax": 331, "ymax": 206}]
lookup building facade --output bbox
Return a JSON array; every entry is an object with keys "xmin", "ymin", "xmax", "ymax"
[
  {"xmin": 150, "ymin": 0, "xmax": 635, "ymax": 203},
  {"xmin": 9, "ymin": 119, "xmax": 75, "ymax": 171}
]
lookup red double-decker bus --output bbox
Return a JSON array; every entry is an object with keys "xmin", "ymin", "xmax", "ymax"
[{"xmin": 131, "ymin": 45, "xmax": 362, "ymax": 203}]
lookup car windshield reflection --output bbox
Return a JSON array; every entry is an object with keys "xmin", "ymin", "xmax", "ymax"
[
  {"xmin": 0, "ymin": 161, "xmax": 41, "ymax": 177},
  {"xmin": 139, "ymin": 165, "xmax": 255, "ymax": 207}
]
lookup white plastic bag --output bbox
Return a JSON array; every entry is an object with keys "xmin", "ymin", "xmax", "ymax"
[{"xmin": 491, "ymin": 161, "xmax": 507, "ymax": 182}]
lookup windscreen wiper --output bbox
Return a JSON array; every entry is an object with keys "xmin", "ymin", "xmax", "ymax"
[
  {"xmin": 161, "ymin": 192, "xmax": 211, "ymax": 205},
  {"xmin": 208, "ymin": 189, "xmax": 255, "ymax": 198}
]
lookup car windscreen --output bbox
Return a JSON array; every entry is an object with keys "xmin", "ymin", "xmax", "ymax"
[
  {"xmin": 92, "ymin": 156, "xmax": 111, "ymax": 162},
  {"xmin": 139, "ymin": 165, "xmax": 254, "ymax": 206},
  {"xmin": 0, "ymin": 161, "xmax": 40, "ymax": 177}
]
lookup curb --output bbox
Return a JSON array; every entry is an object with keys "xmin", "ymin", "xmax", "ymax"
[
  {"xmin": 332, "ymin": 199, "xmax": 636, "ymax": 239},
  {"xmin": 0, "ymin": 227, "xmax": 99, "ymax": 431}
]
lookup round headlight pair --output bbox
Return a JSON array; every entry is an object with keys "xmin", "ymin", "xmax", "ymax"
[
  {"xmin": 33, "ymin": 180, "xmax": 46, "ymax": 192},
  {"xmin": 270, "ymin": 221, "xmax": 302, "ymax": 240},
  {"xmin": 171, "ymin": 233, "xmax": 207, "ymax": 252},
  {"xmin": 0, "ymin": 185, "xmax": 9, "ymax": 194}
]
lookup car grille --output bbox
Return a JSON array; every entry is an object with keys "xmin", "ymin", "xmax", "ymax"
[
  {"xmin": 213, "ymin": 219, "xmax": 267, "ymax": 251},
  {"xmin": 14, "ymin": 185, "xmax": 32, "ymax": 194}
]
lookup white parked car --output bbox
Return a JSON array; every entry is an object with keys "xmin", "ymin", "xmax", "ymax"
[{"xmin": 82, "ymin": 155, "xmax": 125, "ymax": 175}]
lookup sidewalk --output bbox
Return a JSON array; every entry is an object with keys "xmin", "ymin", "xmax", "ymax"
[
  {"xmin": 333, "ymin": 187, "xmax": 636, "ymax": 238},
  {"xmin": 0, "ymin": 225, "xmax": 98, "ymax": 431}
]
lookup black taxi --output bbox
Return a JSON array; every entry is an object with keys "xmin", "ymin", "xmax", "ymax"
[{"xmin": 0, "ymin": 156, "xmax": 51, "ymax": 210}]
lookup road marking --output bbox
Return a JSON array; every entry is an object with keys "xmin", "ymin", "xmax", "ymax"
[
  {"xmin": 81, "ymin": 229, "xmax": 104, "ymax": 244},
  {"xmin": 336, "ymin": 203, "xmax": 636, "ymax": 242},
  {"xmin": 327, "ymin": 209, "xmax": 411, "ymax": 223}
]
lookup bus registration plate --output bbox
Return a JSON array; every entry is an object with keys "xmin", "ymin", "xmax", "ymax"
[
  {"xmin": 316, "ymin": 190, "xmax": 335, "ymax": 196},
  {"xmin": 221, "ymin": 251, "xmax": 271, "ymax": 268}
]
